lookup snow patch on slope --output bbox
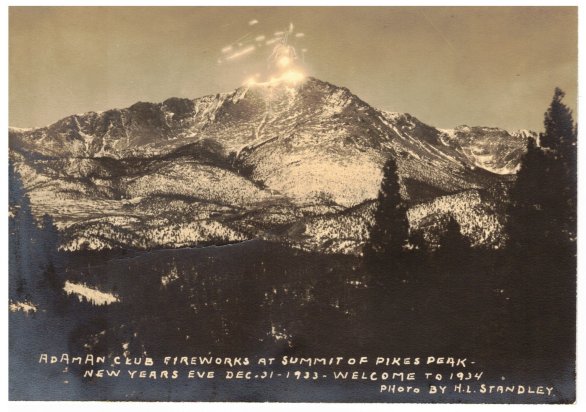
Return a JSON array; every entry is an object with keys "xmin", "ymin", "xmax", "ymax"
[{"xmin": 64, "ymin": 281, "xmax": 120, "ymax": 306}]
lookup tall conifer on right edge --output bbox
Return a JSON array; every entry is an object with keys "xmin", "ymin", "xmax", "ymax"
[
  {"xmin": 541, "ymin": 88, "xmax": 577, "ymax": 241},
  {"xmin": 505, "ymin": 87, "xmax": 577, "ymax": 360},
  {"xmin": 508, "ymin": 88, "xmax": 577, "ymax": 252}
]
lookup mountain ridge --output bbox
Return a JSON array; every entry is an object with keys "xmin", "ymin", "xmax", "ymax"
[{"xmin": 9, "ymin": 76, "xmax": 534, "ymax": 253}]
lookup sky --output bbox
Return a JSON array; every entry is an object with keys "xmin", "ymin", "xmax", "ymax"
[{"xmin": 9, "ymin": 6, "xmax": 577, "ymax": 131}]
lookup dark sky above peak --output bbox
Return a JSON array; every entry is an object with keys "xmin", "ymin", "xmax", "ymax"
[{"xmin": 9, "ymin": 6, "xmax": 577, "ymax": 131}]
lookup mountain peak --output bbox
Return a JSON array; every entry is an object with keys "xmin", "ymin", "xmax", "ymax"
[
  {"xmin": 9, "ymin": 77, "xmax": 532, "ymax": 252},
  {"xmin": 9, "ymin": 77, "xmax": 533, "ymax": 185}
]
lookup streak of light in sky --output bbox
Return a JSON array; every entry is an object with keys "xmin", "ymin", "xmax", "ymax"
[{"xmin": 226, "ymin": 45, "xmax": 256, "ymax": 60}]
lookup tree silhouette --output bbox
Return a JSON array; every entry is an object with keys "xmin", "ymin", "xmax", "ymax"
[
  {"xmin": 9, "ymin": 160, "xmax": 60, "ymax": 304},
  {"xmin": 541, "ymin": 88, "xmax": 577, "ymax": 240},
  {"xmin": 505, "ymin": 87, "xmax": 577, "ymax": 362},
  {"xmin": 438, "ymin": 214, "xmax": 470, "ymax": 256},
  {"xmin": 363, "ymin": 156, "xmax": 409, "ymax": 268},
  {"xmin": 542, "ymin": 88, "xmax": 577, "ymax": 154},
  {"xmin": 507, "ymin": 137, "xmax": 552, "ymax": 251},
  {"xmin": 508, "ymin": 88, "xmax": 577, "ymax": 251},
  {"xmin": 9, "ymin": 160, "xmax": 35, "ymax": 301}
]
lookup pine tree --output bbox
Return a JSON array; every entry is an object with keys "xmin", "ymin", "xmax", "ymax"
[
  {"xmin": 438, "ymin": 214, "xmax": 470, "ymax": 255},
  {"xmin": 9, "ymin": 160, "xmax": 60, "ymax": 304},
  {"xmin": 363, "ymin": 156, "xmax": 409, "ymax": 266},
  {"xmin": 504, "ymin": 88, "xmax": 577, "ymax": 360},
  {"xmin": 508, "ymin": 88, "xmax": 577, "ymax": 250},
  {"xmin": 541, "ymin": 88, "xmax": 577, "ymax": 240},
  {"xmin": 9, "ymin": 160, "xmax": 35, "ymax": 301},
  {"xmin": 507, "ymin": 136, "xmax": 552, "ymax": 250},
  {"xmin": 542, "ymin": 88, "xmax": 576, "ymax": 154}
]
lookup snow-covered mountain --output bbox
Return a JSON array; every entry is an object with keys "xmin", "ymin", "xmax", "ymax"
[
  {"xmin": 9, "ymin": 77, "xmax": 535, "ymax": 253},
  {"xmin": 439, "ymin": 125, "xmax": 533, "ymax": 175}
]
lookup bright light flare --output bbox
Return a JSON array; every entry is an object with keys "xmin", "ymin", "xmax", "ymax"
[
  {"xmin": 248, "ymin": 70, "xmax": 306, "ymax": 88},
  {"xmin": 249, "ymin": 19, "xmax": 259, "ymax": 26},
  {"xmin": 269, "ymin": 42, "xmax": 297, "ymax": 70},
  {"xmin": 243, "ymin": 73, "xmax": 261, "ymax": 86},
  {"xmin": 280, "ymin": 70, "xmax": 306, "ymax": 85},
  {"xmin": 277, "ymin": 56, "xmax": 291, "ymax": 68}
]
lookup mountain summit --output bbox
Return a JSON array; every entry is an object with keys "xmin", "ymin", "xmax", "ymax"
[{"xmin": 9, "ymin": 77, "xmax": 534, "ymax": 252}]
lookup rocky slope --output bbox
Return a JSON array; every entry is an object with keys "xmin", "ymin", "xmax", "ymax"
[{"xmin": 9, "ymin": 77, "xmax": 534, "ymax": 253}]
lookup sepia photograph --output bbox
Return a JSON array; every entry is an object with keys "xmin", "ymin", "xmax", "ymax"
[{"xmin": 6, "ymin": 3, "xmax": 578, "ymax": 404}]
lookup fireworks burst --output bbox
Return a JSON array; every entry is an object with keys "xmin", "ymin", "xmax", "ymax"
[{"xmin": 218, "ymin": 19, "xmax": 308, "ymax": 86}]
